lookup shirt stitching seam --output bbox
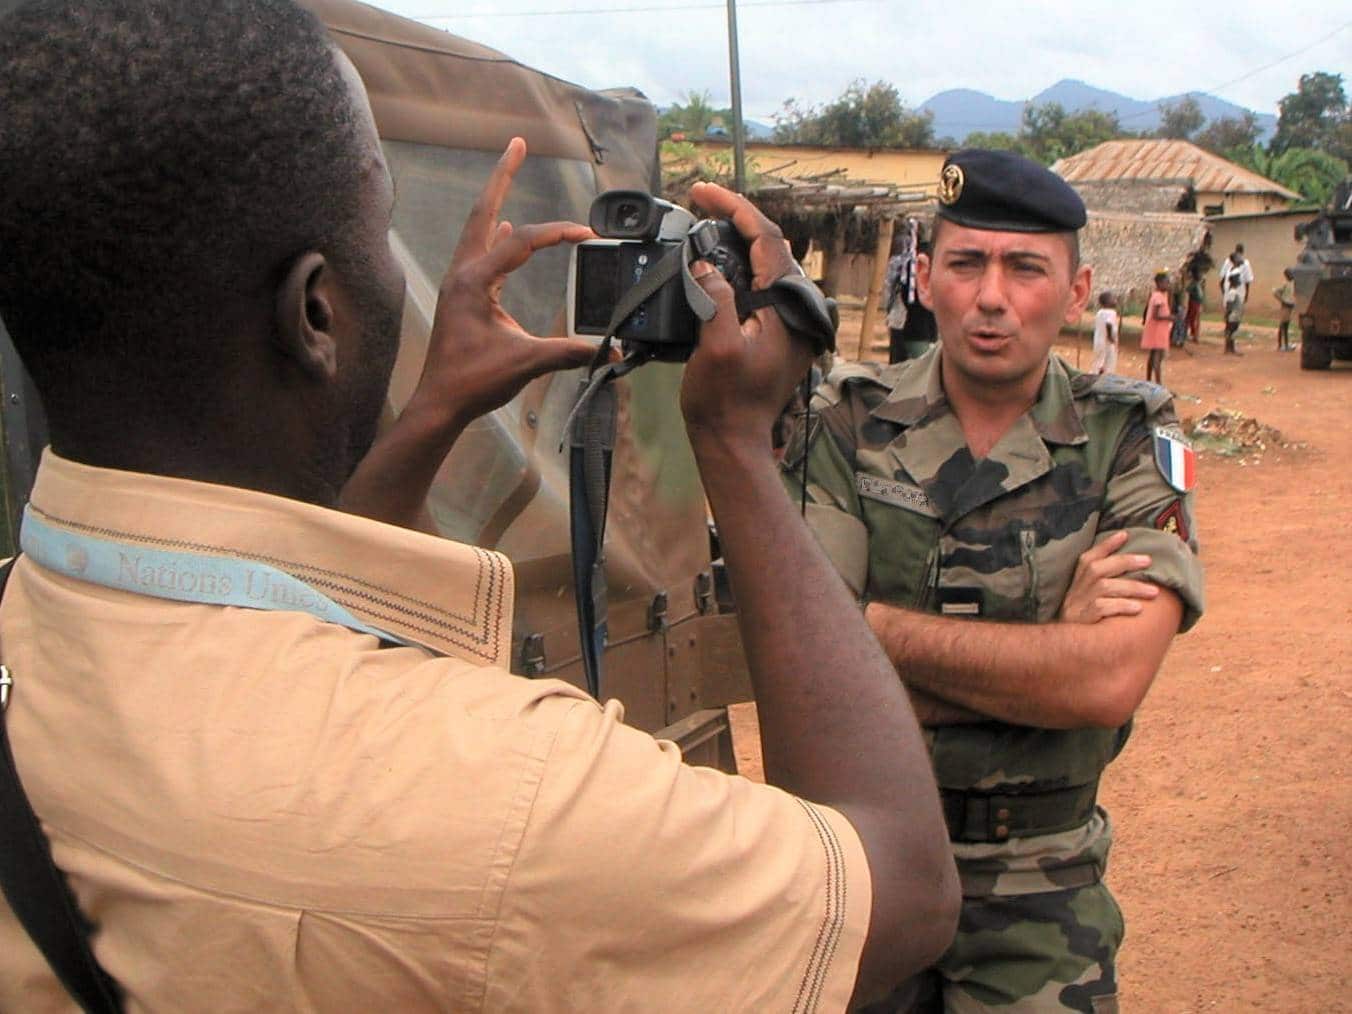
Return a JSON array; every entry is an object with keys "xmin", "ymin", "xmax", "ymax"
[
  {"xmin": 791, "ymin": 798, "xmax": 847, "ymax": 1014},
  {"xmin": 28, "ymin": 503, "xmax": 491, "ymax": 630},
  {"xmin": 28, "ymin": 504, "xmax": 505, "ymax": 658}
]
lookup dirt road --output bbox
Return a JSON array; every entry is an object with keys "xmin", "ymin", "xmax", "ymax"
[{"xmin": 731, "ymin": 316, "xmax": 1352, "ymax": 1011}]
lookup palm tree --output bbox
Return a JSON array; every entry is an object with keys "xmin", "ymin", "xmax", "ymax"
[
  {"xmin": 1230, "ymin": 145, "xmax": 1349, "ymax": 206},
  {"xmin": 659, "ymin": 91, "xmax": 725, "ymax": 140}
]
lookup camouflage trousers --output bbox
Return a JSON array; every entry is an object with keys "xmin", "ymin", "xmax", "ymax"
[{"xmin": 865, "ymin": 810, "xmax": 1122, "ymax": 1013}]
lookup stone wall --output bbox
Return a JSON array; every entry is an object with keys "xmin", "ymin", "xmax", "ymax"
[{"xmin": 1080, "ymin": 211, "xmax": 1209, "ymax": 311}]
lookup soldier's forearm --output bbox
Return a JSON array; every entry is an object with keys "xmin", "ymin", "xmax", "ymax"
[
  {"xmin": 907, "ymin": 687, "xmax": 987, "ymax": 726},
  {"xmin": 866, "ymin": 593, "xmax": 1181, "ymax": 729}
]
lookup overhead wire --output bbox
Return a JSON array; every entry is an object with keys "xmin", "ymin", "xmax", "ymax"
[
  {"xmin": 1115, "ymin": 17, "xmax": 1352, "ymax": 121},
  {"xmin": 397, "ymin": 5, "xmax": 1350, "ymax": 126},
  {"xmin": 407, "ymin": 0, "xmax": 875, "ymax": 17}
]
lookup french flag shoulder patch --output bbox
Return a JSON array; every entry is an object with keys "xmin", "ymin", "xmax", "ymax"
[{"xmin": 1152, "ymin": 426, "xmax": 1196, "ymax": 493}]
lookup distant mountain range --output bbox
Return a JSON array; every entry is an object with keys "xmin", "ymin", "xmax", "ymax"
[{"xmin": 918, "ymin": 79, "xmax": 1276, "ymax": 144}]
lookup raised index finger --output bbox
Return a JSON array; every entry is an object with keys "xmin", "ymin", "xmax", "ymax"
[
  {"xmin": 689, "ymin": 181, "xmax": 795, "ymax": 287},
  {"xmin": 458, "ymin": 137, "xmax": 527, "ymax": 256}
]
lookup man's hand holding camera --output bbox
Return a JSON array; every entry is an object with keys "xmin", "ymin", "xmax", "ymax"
[{"xmin": 680, "ymin": 181, "xmax": 813, "ymax": 456}]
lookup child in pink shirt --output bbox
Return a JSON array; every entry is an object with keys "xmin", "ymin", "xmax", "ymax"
[{"xmin": 1140, "ymin": 271, "xmax": 1174, "ymax": 384}]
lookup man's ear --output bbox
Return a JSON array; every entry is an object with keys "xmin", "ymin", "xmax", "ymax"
[
  {"xmin": 915, "ymin": 251, "xmax": 934, "ymax": 311},
  {"xmin": 1064, "ymin": 262, "xmax": 1093, "ymax": 325},
  {"xmin": 275, "ymin": 251, "xmax": 338, "ymax": 381}
]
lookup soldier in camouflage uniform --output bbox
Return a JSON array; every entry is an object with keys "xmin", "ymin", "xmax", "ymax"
[{"xmin": 782, "ymin": 151, "xmax": 1205, "ymax": 1013}]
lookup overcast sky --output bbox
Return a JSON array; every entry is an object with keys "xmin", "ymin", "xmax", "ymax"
[{"xmin": 374, "ymin": 1, "xmax": 1349, "ymax": 125}]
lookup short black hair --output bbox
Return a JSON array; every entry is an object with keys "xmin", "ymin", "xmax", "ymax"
[{"xmin": 0, "ymin": 0, "xmax": 367, "ymax": 400}]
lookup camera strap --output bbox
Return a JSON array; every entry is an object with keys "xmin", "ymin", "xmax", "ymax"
[
  {"xmin": 562, "ymin": 243, "xmax": 836, "ymax": 700},
  {"xmin": 560, "ymin": 241, "xmax": 709, "ymax": 699},
  {"xmin": 0, "ymin": 557, "xmax": 125, "ymax": 1013},
  {"xmin": 564, "ymin": 355, "xmax": 641, "ymax": 700}
]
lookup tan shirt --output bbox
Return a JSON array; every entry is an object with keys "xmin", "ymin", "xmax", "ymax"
[{"xmin": 0, "ymin": 452, "xmax": 869, "ymax": 1012}]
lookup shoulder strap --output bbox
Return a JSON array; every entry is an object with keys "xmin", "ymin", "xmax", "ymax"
[{"xmin": 0, "ymin": 557, "xmax": 124, "ymax": 1013}]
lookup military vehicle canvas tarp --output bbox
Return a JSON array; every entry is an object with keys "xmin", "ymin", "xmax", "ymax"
[{"xmin": 310, "ymin": 1, "xmax": 751, "ymax": 735}]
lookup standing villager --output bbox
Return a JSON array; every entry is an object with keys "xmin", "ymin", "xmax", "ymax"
[
  {"xmin": 1219, "ymin": 244, "xmax": 1254, "ymax": 354},
  {"xmin": 890, "ymin": 219, "xmax": 940, "ymax": 363},
  {"xmin": 1273, "ymin": 268, "xmax": 1297, "ymax": 351},
  {"xmin": 784, "ymin": 149, "xmax": 1204, "ymax": 1012},
  {"xmin": 885, "ymin": 221, "xmax": 916, "ymax": 362},
  {"xmin": 1141, "ymin": 270, "xmax": 1175, "ymax": 384},
  {"xmin": 1090, "ymin": 290, "xmax": 1120, "ymax": 375},
  {"xmin": 1169, "ymin": 271, "xmax": 1191, "ymax": 355},
  {"xmin": 1183, "ymin": 233, "xmax": 1213, "ymax": 343}
]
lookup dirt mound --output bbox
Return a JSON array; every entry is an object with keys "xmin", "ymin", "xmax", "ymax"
[{"xmin": 1184, "ymin": 407, "xmax": 1303, "ymax": 457}]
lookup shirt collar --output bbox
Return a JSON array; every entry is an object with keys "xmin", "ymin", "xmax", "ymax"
[
  {"xmin": 869, "ymin": 346, "xmax": 1087, "ymax": 447},
  {"xmin": 26, "ymin": 450, "xmax": 515, "ymax": 668},
  {"xmin": 869, "ymin": 344, "xmax": 947, "ymax": 426}
]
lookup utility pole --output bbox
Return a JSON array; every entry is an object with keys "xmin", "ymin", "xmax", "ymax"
[{"xmin": 725, "ymin": 0, "xmax": 747, "ymax": 193}]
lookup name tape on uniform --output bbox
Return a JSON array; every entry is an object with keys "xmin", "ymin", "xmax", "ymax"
[{"xmin": 855, "ymin": 474, "xmax": 938, "ymax": 517}]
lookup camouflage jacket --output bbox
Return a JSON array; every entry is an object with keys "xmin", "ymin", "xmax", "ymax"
[{"xmin": 782, "ymin": 346, "xmax": 1205, "ymax": 798}]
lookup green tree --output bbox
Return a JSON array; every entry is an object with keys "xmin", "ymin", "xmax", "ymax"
[
  {"xmin": 1230, "ymin": 144, "xmax": 1350, "ymax": 206},
  {"xmin": 1020, "ymin": 102, "xmax": 1127, "ymax": 164},
  {"xmin": 1272, "ymin": 72, "xmax": 1349, "ymax": 158},
  {"xmin": 659, "ymin": 91, "xmax": 731, "ymax": 140},
  {"xmin": 1157, "ymin": 96, "xmax": 1204, "ymax": 140},
  {"xmin": 1194, "ymin": 112, "xmax": 1259, "ymax": 155},
  {"xmin": 961, "ymin": 130, "xmax": 1027, "ymax": 154},
  {"xmin": 772, "ymin": 79, "xmax": 935, "ymax": 148}
]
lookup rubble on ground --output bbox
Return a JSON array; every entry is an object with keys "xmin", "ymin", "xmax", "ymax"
[{"xmin": 1184, "ymin": 408, "xmax": 1304, "ymax": 458}]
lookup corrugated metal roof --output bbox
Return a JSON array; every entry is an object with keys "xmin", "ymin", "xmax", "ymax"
[{"xmin": 1052, "ymin": 139, "xmax": 1300, "ymax": 200}]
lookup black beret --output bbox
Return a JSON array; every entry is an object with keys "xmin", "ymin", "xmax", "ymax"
[{"xmin": 935, "ymin": 149, "xmax": 1087, "ymax": 233}]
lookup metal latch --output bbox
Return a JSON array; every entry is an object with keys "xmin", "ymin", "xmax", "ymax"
[
  {"xmin": 694, "ymin": 571, "xmax": 715, "ymax": 616},
  {"xmin": 521, "ymin": 634, "xmax": 546, "ymax": 677},
  {"xmin": 647, "ymin": 591, "xmax": 669, "ymax": 633}
]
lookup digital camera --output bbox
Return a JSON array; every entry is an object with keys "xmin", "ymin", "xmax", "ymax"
[{"xmin": 567, "ymin": 190, "xmax": 751, "ymax": 362}]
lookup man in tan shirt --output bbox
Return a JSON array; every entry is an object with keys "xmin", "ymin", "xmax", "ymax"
[{"xmin": 0, "ymin": 1, "xmax": 958, "ymax": 1010}]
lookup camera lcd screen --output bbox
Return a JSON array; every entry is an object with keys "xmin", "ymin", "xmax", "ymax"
[{"xmin": 575, "ymin": 244, "xmax": 621, "ymax": 334}]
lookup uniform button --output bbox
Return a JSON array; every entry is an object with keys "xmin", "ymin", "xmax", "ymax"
[
  {"xmin": 994, "ymin": 824, "xmax": 1009, "ymax": 839},
  {"xmin": 996, "ymin": 807, "xmax": 1010, "ymax": 820}
]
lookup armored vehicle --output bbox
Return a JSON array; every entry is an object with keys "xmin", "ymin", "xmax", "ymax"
[
  {"xmin": 1293, "ymin": 177, "xmax": 1352, "ymax": 371},
  {"xmin": 0, "ymin": 0, "xmax": 750, "ymax": 766}
]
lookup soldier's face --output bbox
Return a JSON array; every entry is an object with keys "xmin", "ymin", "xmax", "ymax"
[{"xmin": 918, "ymin": 224, "xmax": 1090, "ymax": 391}]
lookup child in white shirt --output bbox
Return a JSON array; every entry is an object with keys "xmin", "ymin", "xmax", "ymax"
[{"xmin": 1090, "ymin": 291, "xmax": 1120, "ymax": 375}]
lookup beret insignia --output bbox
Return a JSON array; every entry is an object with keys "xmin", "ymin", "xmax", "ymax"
[{"xmin": 938, "ymin": 164, "xmax": 964, "ymax": 206}]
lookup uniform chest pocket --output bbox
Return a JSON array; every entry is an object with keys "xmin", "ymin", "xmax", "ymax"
[
  {"xmin": 855, "ymin": 474, "xmax": 940, "ymax": 607},
  {"xmin": 1010, "ymin": 506, "xmax": 1101, "ymax": 622}
]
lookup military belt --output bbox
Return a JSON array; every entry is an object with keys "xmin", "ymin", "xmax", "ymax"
[{"xmin": 940, "ymin": 781, "xmax": 1099, "ymax": 844}]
